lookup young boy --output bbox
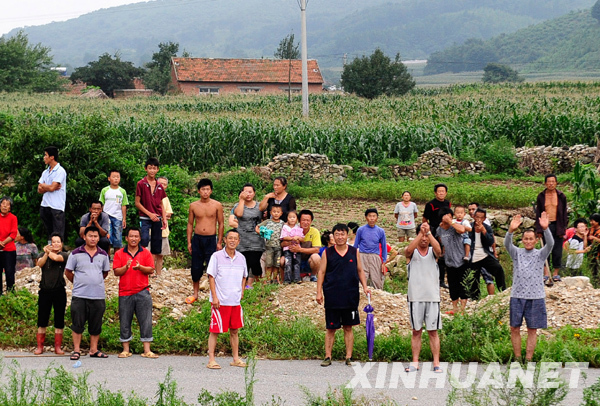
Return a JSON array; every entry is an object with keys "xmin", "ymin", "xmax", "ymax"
[
  {"xmin": 206, "ymin": 230, "xmax": 247, "ymax": 370},
  {"xmin": 255, "ymin": 204, "xmax": 285, "ymax": 283},
  {"xmin": 565, "ymin": 218, "xmax": 590, "ymax": 272},
  {"xmin": 354, "ymin": 208, "xmax": 387, "ymax": 289},
  {"xmin": 453, "ymin": 205, "xmax": 472, "ymax": 261},
  {"xmin": 187, "ymin": 178, "xmax": 224, "ymax": 304},
  {"xmin": 152, "ymin": 177, "xmax": 173, "ymax": 276},
  {"xmin": 505, "ymin": 212, "xmax": 553, "ymax": 362},
  {"xmin": 134, "ymin": 158, "xmax": 167, "ymax": 266},
  {"xmin": 99, "ymin": 169, "xmax": 128, "ymax": 252}
]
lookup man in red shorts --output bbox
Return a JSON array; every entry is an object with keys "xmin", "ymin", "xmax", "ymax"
[{"xmin": 206, "ymin": 229, "xmax": 248, "ymax": 369}]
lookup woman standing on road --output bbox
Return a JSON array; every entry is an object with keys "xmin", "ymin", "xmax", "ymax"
[
  {"xmin": 233, "ymin": 183, "xmax": 265, "ymax": 288},
  {"xmin": 0, "ymin": 197, "xmax": 18, "ymax": 294},
  {"xmin": 259, "ymin": 177, "xmax": 296, "ymax": 222}
]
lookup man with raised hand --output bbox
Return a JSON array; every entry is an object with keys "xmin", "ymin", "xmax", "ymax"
[
  {"xmin": 404, "ymin": 222, "xmax": 443, "ymax": 373},
  {"xmin": 505, "ymin": 212, "xmax": 553, "ymax": 362}
]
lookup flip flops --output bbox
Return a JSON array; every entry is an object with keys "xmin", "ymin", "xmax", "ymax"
[
  {"xmin": 433, "ymin": 366, "xmax": 443, "ymax": 373},
  {"xmin": 141, "ymin": 351, "xmax": 159, "ymax": 359},
  {"xmin": 207, "ymin": 361, "xmax": 221, "ymax": 369},
  {"xmin": 89, "ymin": 350, "xmax": 109, "ymax": 358},
  {"xmin": 230, "ymin": 359, "xmax": 247, "ymax": 367},
  {"xmin": 185, "ymin": 296, "xmax": 197, "ymax": 304},
  {"xmin": 405, "ymin": 365, "xmax": 419, "ymax": 373},
  {"xmin": 118, "ymin": 351, "xmax": 133, "ymax": 358}
]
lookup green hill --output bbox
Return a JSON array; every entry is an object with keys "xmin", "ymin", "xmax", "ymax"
[
  {"xmin": 425, "ymin": 9, "xmax": 600, "ymax": 74},
  {"xmin": 5, "ymin": 0, "xmax": 595, "ymax": 81}
]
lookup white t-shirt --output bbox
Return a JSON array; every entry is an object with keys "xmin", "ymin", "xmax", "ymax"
[
  {"xmin": 394, "ymin": 201, "xmax": 418, "ymax": 229},
  {"xmin": 99, "ymin": 186, "xmax": 129, "ymax": 220},
  {"xmin": 207, "ymin": 249, "xmax": 248, "ymax": 306}
]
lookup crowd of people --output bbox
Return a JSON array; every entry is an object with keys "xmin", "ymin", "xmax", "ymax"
[{"xmin": 1, "ymin": 146, "xmax": 596, "ymax": 369}]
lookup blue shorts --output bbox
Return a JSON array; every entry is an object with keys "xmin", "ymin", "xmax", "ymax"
[
  {"xmin": 510, "ymin": 297, "xmax": 547, "ymax": 329},
  {"xmin": 108, "ymin": 215, "xmax": 123, "ymax": 248}
]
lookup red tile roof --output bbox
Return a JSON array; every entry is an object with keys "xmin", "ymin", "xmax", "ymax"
[{"xmin": 172, "ymin": 58, "xmax": 324, "ymax": 84}]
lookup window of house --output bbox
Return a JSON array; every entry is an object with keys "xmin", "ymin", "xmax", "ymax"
[
  {"xmin": 239, "ymin": 87, "xmax": 262, "ymax": 93},
  {"xmin": 198, "ymin": 87, "xmax": 219, "ymax": 95}
]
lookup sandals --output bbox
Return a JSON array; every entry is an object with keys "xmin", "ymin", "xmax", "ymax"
[
  {"xmin": 118, "ymin": 351, "xmax": 133, "ymax": 358},
  {"xmin": 552, "ymin": 275, "xmax": 562, "ymax": 282},
  {"xmin": 89, "ymin": 350, "xmax": 109, "ymax": 358},
  {"xmin": 141, "ymin": 351, "xmax": 159, "ymax": 359},
  {"xmin": 70, "ymin": 351, "xmax": 81, "ymax": 361},
  {"xmin": 433, "ymin": 366, "xmax": 443, "ymax": 373},
  {"xmin": 207, "ymin": 361, "xmax": 221, "ymax": 369},
  {"xmin": 185, "ymin": 296, "xmax": 197, "ymax": 304},
  {"xmin": 405, "ymin": 365, "xmax": 419, "ymax": 373},
  {"xmin": 230, "ymin": 359, "xmax": 247, "ymax": 367}
]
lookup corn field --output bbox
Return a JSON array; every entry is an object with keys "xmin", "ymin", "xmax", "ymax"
[{"xmin": 1, "ymin": 82, "xmax": 599, "ymax": 171}]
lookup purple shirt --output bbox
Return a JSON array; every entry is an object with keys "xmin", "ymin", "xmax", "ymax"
[
  {"xmin": 354, "ymin": 224, "xmax": 387, "ymax": 262},
  {"xmin": 136, "ymin": 177, "xmax": 166, "ymax": 218}
]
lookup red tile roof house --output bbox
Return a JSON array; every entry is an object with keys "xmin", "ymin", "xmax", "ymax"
[{"xmin": 170, "ymin": 58, "xmax": 325, "ymax": 95}]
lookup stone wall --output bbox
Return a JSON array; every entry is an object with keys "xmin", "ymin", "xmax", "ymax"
[
  {"xmin": 387, "ymin": 148, "xmax": 485, "ymax": 179},
  {"xmin": 516, "ymin": 144, "xmax": 597, "ymax": 175},
  {"xmin": 265, "ymin": 153, "xmax": 348, "ymax": 182}
]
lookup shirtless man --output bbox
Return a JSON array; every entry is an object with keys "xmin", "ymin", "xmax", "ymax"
[{"xmin": 186, "ymin": 178, "xmax": 224, "ymax": 303}]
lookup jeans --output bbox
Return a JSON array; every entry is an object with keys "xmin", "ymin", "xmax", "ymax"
[
  {"xmin": 108, "ymin": 216, "xmax": 123, "ymax": 248},
  {"xmin": 283, "ymin": 250, "xmax": 300, "ymax": 283}
]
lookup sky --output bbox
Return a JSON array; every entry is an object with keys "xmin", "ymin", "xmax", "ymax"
[{"xmin": 0, "ymin": 0, "xmax": 149, "ymax": 36}]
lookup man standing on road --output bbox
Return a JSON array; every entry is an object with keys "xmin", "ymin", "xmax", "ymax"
[
  {"xmin": 206, "ymin": 230, "xmax": 248, "ymax": 370},
  {"xmin": 38, "ymin": 146, "xmax": 67, "ymax": 242},
  {"xmin": 113, "ymin": 227, "xmax": 158, "ymax": 359},
  {"xmin": 535, "ymin": 174, "xmax": 567, "ymax": 284},
  {"xmin": 316, "ymin": 223, "xmax": 370, "ymax": 367},
  {"xmin": 423, "ymin": 183, "xmax": 451, "ymax": 289},
  {"xmin": 187, "ymin": 178, "xmax": 224, "ymax": 304},
  {"xmin": 65, "ymin": 226, "xmax": 110, "ymax": 360},
  {"xmin": 404, "ymin": 222, "xmax": 443, "ymax": 373}
]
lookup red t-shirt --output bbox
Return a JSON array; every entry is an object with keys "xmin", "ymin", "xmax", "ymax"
[
  {"xmin": 0, "ymin": 213, "xmax": 18, "ymax": 251},
  {"xmin": 113, "ymin": 246, "xmax": 155, "ymax": 296},
  {"xmin": 135, "ymin": 177, "xmax": 166, "ymax": 217}
]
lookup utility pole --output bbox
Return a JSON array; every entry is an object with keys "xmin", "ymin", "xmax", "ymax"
[{"xmin": 300, "ymin": 0, "xmax": 309, "ymax": 117}]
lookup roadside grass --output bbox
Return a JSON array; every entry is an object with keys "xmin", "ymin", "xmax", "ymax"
[{"xmin": 1, "ymin": 283, "xmax": 599, "ymax": 366}]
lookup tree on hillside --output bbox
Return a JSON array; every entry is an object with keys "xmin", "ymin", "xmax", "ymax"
[
  {"xmin": 0, "ymin": 31, "xmax": 63, "ymax": 93},
  {"xmin": 144, "ymin": 41, "xmax": 179, "ymax": 95},
  {"xmin": 274, "ymin": 34, "xmax": 300, "ymax": 103},
  {"xmin": 341, "ymin": 48, "xmax": 415, "ymax": 99},
  {"xmin": 70, "ymin": 53, "xmax": 143, "ymax": 97},
  {"xmin": 482, "ymin": 63, "xmax": 523, "ymax": 83},
  {"xmin": 593, "ymin": 0, "xmax": 600, "ymax": 23}
]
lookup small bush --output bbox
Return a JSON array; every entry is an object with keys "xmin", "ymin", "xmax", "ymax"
[{"xmin": 479, "ymin": 137, "xmax": 520, "ymax": 175}]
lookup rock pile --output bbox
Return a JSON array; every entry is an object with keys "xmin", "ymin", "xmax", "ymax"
[
  {"xmin": 380, "ymin": 148, "xmax": 486, "ymax": 179},
  {"xmin": 516, "ymin": 144, "xmax": 597, "ymax": 175},
  {"xmin": 265, "ymin": 153, "xmax": 347, "ymax": 182}
]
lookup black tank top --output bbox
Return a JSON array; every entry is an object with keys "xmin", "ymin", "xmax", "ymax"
[{"xmin": 323, "ymin": 245, "xmax": 359, "ymax": 309}]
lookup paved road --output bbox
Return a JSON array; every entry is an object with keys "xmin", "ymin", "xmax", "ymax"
[{"xmin": 1, "ymin": 352, "xmax": 597, "ymax": 405}]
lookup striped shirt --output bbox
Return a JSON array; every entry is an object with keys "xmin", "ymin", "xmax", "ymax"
[{"xmin": 207, "ymin": 248, "xmax": 248, "ymax": 306}]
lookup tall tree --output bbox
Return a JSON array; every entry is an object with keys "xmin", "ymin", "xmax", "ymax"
[
  {"xmin": 593, "ymin": 0, "xmax": 600, "ymax": 23},
  {"xmin": 274, "ymin": 34, "xmax": 300, "ymax": 103},
  {"xmin": 341, "ymin": 48, "xmax": 415, "ymax": 99},
  {"xmin": 0, "ymin": 31, "xmax": 63, "ymax": 93},
  {"xmin": 144, "ymin": 41, "xmax": 180, "ymax": 95},
  {"xmin": 70, "ymin": 53, "xmax": 143, "ymax": 97}
]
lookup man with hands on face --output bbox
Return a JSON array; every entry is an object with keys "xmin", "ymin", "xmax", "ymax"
[
  {"xmin": 113, "ymin": 227, "xmax": 158, "ymax": 358},
  {"xmin": 505, "ymin": 212, "xmax": 553, "ymax": 362},
  {"xmin": 467, "ymin": 208, "xmax": 506, "ymax": 296},
  {"xmin": 75, "ymin": 201, "xmax": 111, "ymax": 253},
  {"xmin": 404, "ymin": 222, "xmax": 443, "ymax": 373}
]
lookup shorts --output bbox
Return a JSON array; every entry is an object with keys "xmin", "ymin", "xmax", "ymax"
[
  {"xmin": 510, "ymin": 298, "xmax": 547, "ymax": 329},
  {"xmin": 264, "ymin": 247, "xmax": 282, "ymax": 268},
  {"xmin": 480, "ymin": 267, "xmax": 494, "ymax": 285},
  {"xmin": 241, "ymin": 251, "xmax": 263, "ymax": 277},
  {"xmin": 108, "ymin": 215, "xmax": 123, "ymax": 248},
  {"xmin": 397, "ymin": 228, "xmax": 417, "ymax": 239},
  {"xmin": 325, "ymin": 308, "xmax": 360, "ymax": 330},
  {"xmin": 191, "ymin": 234, "xmax": 217, "ymax": 282},
  {"xmin": 408, "ymin": 301, "xmax": 442, "ymax": 331},
  {"xmin": 119, "ymin": 289, "xmax": 153, "ymax": 342},
  {"xmin": 150, "ymin": 237, "xmax": 171, "ymax": 256},
  {"xmin": 210, "ymin": 305, "xmax": 244, "ymax": 333},
  {"xmin": 70, "ymin": 297, "xmax": 106, "ymax": 336}
]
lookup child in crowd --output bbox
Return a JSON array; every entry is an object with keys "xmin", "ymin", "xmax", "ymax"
[
  {"xmin": 354, "ymin": 208, "xmax": 387, "ymax": 289},
  {"xmin": 15, "ymin": 227, "xmax": 39, "ymax": 271},
  {"xmin": 99, "ymin": 169, "xmax": 128, "ymax": 253},
  {"xmin": 255, "ymin": 204, "xmax": 285, "ymax": 284},
  {"xmin": 280, "ymin": 211, "xmax": 304, "ymax": 283},
  {"xmin": 319, "ymin": 230, "xmax": 334, "ymax": 256},
  {"xmin": 394, "ymin": 191, "xmax": 419, "ymax": 242},
  {"xmin": 565, "ymin": 218, "xmax": 590, "ymax": 273},
  {"xmin": 453, "ymin": 205, "xmax": 472, "ymax": 261},
  {"xmin": 152, "ymin": 176, "xmax": 174, "ymax": 276},
  {"xmin": 347, "ymin": 222, "xmax": 359, "ymax": 246}
]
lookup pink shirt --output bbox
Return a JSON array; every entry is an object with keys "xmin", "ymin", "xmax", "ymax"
[{"xmin": 280, "ymin": 224, "xmax": 304, "ymax": 251}]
